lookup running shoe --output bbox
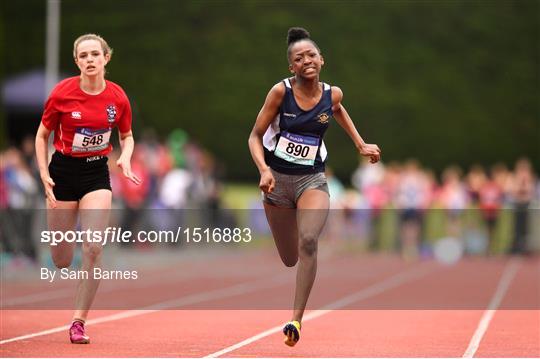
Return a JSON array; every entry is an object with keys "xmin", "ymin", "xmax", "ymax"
[
  {"xmin": 69, "ymin": 320, "xmax": 90, "ymax": 344},
  {"xmin": 283, "ymin": 320, "xmax": 301, "ymax": 347}
]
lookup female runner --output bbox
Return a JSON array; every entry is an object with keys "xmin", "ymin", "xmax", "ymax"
[
  {"xmin": 248, "ymin": 27, "xmax": 381, "ymax": 346},
  {"xmin": 35, "ymin": 34, "xmax": 141, "ymax": 344}
]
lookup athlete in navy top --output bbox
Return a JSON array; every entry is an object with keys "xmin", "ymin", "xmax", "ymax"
[
  {"xmin": 248, "ymin": 27, "xmax": 381, "ymax": 347},
  {"xmin": 263, "ymin": 78, "xmax": 332, "ymax": 175}
]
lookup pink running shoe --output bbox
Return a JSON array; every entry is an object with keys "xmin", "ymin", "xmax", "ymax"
[{"xmin": 69, "ymin": 320, "xmax": 90, "ymax": 344}]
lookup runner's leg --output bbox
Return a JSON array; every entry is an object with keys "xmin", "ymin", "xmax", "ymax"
[
  {"xmin": 264, "ymin": 202, "xmax": 298, "ymax": 267},
  {"xmin": 292, "ymin": 188, "xmax": 329, "ymax": 322},
  {"xmin": 72, "ymin": 189, "xmax": 111, "ymax": 321},
  {"xmin": 48, "ymin": 201, "xmax": 78, "ymax": 268}
]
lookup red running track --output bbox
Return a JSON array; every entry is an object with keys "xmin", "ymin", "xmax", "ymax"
[{"xmin": 1, "ymin": 251, "xmax": 539, "ymax": 358}]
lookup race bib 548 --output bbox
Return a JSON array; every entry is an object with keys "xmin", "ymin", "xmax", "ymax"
[{"xmin": 72, "ymin": 128, "xmax": 111, "ymax": 153}]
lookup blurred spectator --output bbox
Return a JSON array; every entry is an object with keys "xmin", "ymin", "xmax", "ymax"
[
  {"xmin": 491, "ymin": 163, "xmax": 512, "ymax": 204},
  {"xmin": 159, "ymin": 168, "xmax": 193, "ymax": 209},
  {"xmin": 509, "ymin": 158, "xmax": 536, "ymax": 254},
  {"xmin": 382, "ymin": 162, "xmax": 401, "ymax": 201},
  {"xmin": 437, "ymin": 166, "xmax": 469, "ymax": 238},
  {"xmin": 117, "ymin": 147, "xmax": 151, "ymax": 238},
  {"xmin": 479, "ymin": 165, "xmax": 504, "ymax": 243},
  {"xmin": 326, "ymin": 167, "xmax": 345, "ymax": 208},
  {"xmin": 351, "ymin": 159, "xmax": 391, "ymax": 248},
  {"xmin": 394, "ymin": 159, "xmax": 432, "ymax": 260},
  {"xmin": 137, "ymin": 128, "xmax": 174, "ymax": 206},
  {"xmin": 353, "ymin": 159, "xmax": 389, "ymax": 214},
  {"xmin": 167, "ymin": 128, "xmax": 189, "ymax": 169},
  {"xmin": 0, "ymin": 147, "xmax": 38, "ymax": 262},
  {"xmin": 0, "ymin": 153, "xmax": 8, "ymax": 209},
  {"xmin": 352, "ymin": 157, "xmax": 385, "ymax": 190},
  {"xmin": 438, "ymin": 166, "xmax": 469, "ymax": 211},
  {"xmin": 466, "ymin": 164, "xmax": 487, "ymax": 206},
  {"xmin": 190, "ymin": 149, "xmax": 220, "ymax": 207},
  {"xmin": 324, "ymin": 167, "xmax": 347, "ymax": 241},
  {"xmin": 20, "ymin": 135, "xmax": 40, "ymax": 182},
  {"xmin": 190, "ymin": 149, "xmax": 229, "ymax": 227}
]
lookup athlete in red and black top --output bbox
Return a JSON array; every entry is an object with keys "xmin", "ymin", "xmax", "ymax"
[
  {"xmin": 35, "ymin": 34, "xmax": 140, "ymax": 344},
  {"xmin": 42, "ymin": 76, "xmax": 132, "ymax": 157}
]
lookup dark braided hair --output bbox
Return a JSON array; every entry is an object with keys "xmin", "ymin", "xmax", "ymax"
[{"xmin": 286, "ymin": 27, "xmax": 321, "ymax": 61}]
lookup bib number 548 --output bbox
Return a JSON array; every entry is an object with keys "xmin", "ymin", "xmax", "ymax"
[{"xmin": 82, "ymin": 135, "xmax": 104, "ymax": 147}]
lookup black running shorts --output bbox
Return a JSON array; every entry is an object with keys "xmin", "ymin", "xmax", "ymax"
[{"xmin": 48, "ymin": 151, "xmax": 112, "ymax": 201}]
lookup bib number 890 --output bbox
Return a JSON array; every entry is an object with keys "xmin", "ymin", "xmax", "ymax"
[
  {"xmin": 82, "ymin": 135, "xmax": 104, "ymax": 147},
  {"xmin": 286, "ymin": 142, "xmax": 309, "ymax": 158}
]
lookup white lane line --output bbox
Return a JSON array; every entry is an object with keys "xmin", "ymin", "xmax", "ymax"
[
  {"xmin": 0, "ymin": 272, "xmax": 292, "ymax": 345},
  {"xmin": 462, "ymin": 257, "xmax": 522, "ymax": 358},
  {"xmin": 0, "ymin": 246, "xmax": 360, "ymax": 307},
  {"xmin": 2, "ymin": 254, "xmax": 275, "ymax": 307},
  {"xmin": 0, "ymin": 258, "xmax": 423, "ymax": 346},
  {"xmin": 2, "ymin": 288, "xmax": 74, "ymax": 307},
  {"xmin": 0, "ymin": 257, "xmax": 351, "ymax": 345},
  {"xmin": 1, "ymin": 263, "xmax": 272, "ymax": 307},
  {"xmin": 2, "ymin": 270, "xmax": 190, "ymax": 306},
  {"xmin": 0, "ymin": 310, "xmax": 155, "ymax": 345},
  {"xmin": 204, "ymin": 264, "xmax": 433, "ymax": 358}
]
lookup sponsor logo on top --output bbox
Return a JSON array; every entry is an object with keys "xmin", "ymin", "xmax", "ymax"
[{"xmin": 71, "ymin": 111, "xmax": 82, "ymax": 120}]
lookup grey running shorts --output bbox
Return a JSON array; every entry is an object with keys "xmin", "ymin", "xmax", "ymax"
[{"xmin": 263, "ymin": 168, "xmax": 329, "ymax": 208}]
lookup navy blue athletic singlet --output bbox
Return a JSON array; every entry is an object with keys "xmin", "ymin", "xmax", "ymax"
[{"xmin": 263, "ymin": 78, "xmax": 333, "ymax": 175}]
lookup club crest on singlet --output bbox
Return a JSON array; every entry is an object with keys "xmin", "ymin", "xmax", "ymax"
[
  {"xmin": 317, "ymin": 113, "xmax": 329, "ymax": 124},
  {"xmin": 106, "ymin": 104, "xmax": 117, "ymax": 124}
]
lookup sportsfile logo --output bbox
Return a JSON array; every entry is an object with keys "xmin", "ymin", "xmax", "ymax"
[{"xmin": 71, "ymin": 111, "xmax": 82, "ymax": 119}]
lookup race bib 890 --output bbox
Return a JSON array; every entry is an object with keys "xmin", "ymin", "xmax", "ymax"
[
  {"xmin": 72, "ymin": 128, "xmax": 111, "ymax": 153},
  {"xmin": 274, "ymin": 131, "xmax": 320, "ymax": 166}
]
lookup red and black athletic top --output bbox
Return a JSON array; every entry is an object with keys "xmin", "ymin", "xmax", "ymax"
[{"xmin": 41, "ymin": 76, "xmax": 132, "ymax": 157}]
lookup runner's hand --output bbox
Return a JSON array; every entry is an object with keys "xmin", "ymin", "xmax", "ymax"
[
  {"xmin": 41, "ymin": 175, "xmax": 57, "ymax": 208},
  {"xmin": 259, "ymin": 167, "xmax": 275, "ymax": 193},
  {"xmin": 359, "ymin": 143, "xmax": 381, "ymax": 164},
  {"xmin": 117, "ymin": 157, "xmax": 142, "ymax": 185}
]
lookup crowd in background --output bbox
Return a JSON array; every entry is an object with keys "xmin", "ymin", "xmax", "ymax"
[
  {"xmin": 0, "ymin": 129, "xmax": 225, "ymax": 267},
  {"xmin": 1, "ymin": 132, "xmax": 538, "ymax": 267},
  {"xmin": 324, "ymin": 157, "xmax": 538, "ymax": 260}
]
